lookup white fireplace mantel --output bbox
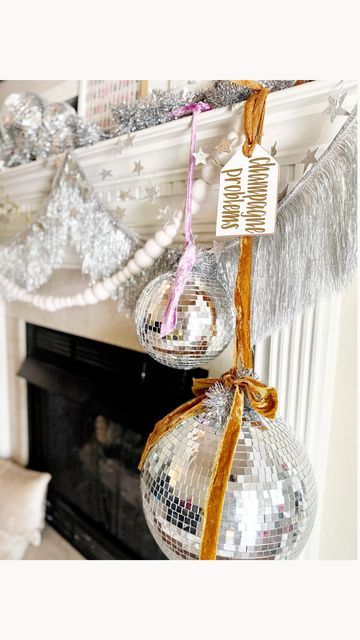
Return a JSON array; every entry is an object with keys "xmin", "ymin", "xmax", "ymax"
[{"xmin": 0, "ymin": 80, "xmax": 357, "ymax": 256}]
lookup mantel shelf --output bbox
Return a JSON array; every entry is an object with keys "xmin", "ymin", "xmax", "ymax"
[{"xmin": 0, "ymin": 79, "xmax": 357, "ymax": 265}]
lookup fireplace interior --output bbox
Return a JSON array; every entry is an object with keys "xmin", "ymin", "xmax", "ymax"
[{"xmin": 19, "ymin": 323, "xmax": 207, "ymax": 560}]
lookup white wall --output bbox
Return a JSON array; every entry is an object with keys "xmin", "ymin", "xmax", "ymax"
[{"xmin": 318, "ymin": 277, "xmax": 357, "ymax": 559}]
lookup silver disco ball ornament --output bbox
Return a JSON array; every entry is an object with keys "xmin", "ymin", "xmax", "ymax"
[
  {"xmin": 135, "ymin": 267, "xmax": 234, "ymax": 369},
  {"xmin": 43, "ymin": 102, "xmax": 77, "ymax": 135},
  {"xmin": 1, "ymin": 92, "xmax": 44, "ymax": 132},
  {"xmin": 141, "ymin": 400, "xmax": 317, "ymax": 559}
]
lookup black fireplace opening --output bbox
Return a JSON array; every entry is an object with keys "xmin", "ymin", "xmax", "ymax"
[{"xmin": 21, "ymin": 324, "xmax": 207, "ymax": 560}]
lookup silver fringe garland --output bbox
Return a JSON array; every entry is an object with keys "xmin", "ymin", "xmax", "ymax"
[
  {"xmin": 0, "ymin": 153, "xmax": 140, "ymax": 291},
  {"xmin": 221, "ymin": 107, "xmax": 357, "ymax": 344}
]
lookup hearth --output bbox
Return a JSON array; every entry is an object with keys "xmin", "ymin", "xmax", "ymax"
[{"xmin": 19, "ymin": 323, "xmax": 207, "ymax": 560}]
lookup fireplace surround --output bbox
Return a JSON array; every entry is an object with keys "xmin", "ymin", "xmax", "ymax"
[{"xmin": 20, "ymin": 323, "xmax": 207, "ymax": 559}]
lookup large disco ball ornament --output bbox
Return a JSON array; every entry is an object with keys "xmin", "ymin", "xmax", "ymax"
[
  {"xmin": 141, "ymin": 404, "xmax": 317, "ymax": 559},
  {"xmin": 135, "ymin": 268, "xmax": 234, "ymax": 369}
]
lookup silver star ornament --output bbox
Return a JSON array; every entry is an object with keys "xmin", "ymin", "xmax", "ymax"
[
  {"xmin": 300, "ymin": 148, "xmax": 318, "ymax": 173},
  {"xmin": 324, "ymin": 91, "xmax": 350, "ymax": 124},
  {"xmin": 278, "ymin": 184, "xmax": 289, "ymax": 201},
  {"xmin": 145, "ymin": 184, "xmax": 160, "ymax": 203},
  {"xmin": 119, "ymin": 189, "xmax": 132, "ymax": 201},
  {"xmin": 157, "ymin": 206, "xmax": 177, "ymax": 224},
  {"xmin": 100, "ymin": 168, "xmax": 113, "ymax": 180},
  {"xmin": 132, "ymin": 161, "xmax": 144, "ymax": 176},
  {"xmin": 213, "ymin": 137, "xmax": 233, "ymax": 154},
  {"xmin": 124, "ymin": 133, "xmax": 136, "ymax": 148},
  {"xmin": 114, "ymin": 207, "xmax": 127, "ymax": 220},
  {"xmin": 271, "ymin": 141, "xmax": 277, "ymax": 157}
]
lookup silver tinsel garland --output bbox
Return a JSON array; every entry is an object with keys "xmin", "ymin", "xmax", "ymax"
[
  {"xmin": 111, "ymin": 81, "xmax": 304, "ymax": 134},
  {"xmin": 1, "ymin": 83, "xmax": 306, "ymax": 167},
  {"xmin": 221, "ymin": 107, "xmax": 357, "ymax": 344},
  {"xmin": 0, "ymin": 153, "xmax": 140, "ymax": 291},
  {"xmin": 0, "ymin": 101, "xmax": 356, "ymax": 348},
  {"xmin": 110, "ymin": 88, "xmax": 194, "ymax": 135},
  {"xmin": 196, "ymin": 80, "xmax": 302, "ymax": 110}
]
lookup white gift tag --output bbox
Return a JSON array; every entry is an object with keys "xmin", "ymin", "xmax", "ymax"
[{"xmin": 216, "ymin": 144, "xmax": 279, "ymax": 237}]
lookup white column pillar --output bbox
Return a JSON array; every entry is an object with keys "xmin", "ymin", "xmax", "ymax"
[{"xmin": 0, "ymin": 299, "xmax": 11, "ymax": 458}]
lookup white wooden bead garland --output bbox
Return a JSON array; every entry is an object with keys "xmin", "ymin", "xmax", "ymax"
[
  {"xmin": 0, "ymin": 210, "xmax": 183, "ymax": 311},
  {"xmin": 0, "ymin": 166, "xmax": 219, "ymax": 311}
]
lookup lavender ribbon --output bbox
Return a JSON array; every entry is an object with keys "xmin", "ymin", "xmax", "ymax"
[{"xmin": 160, "ymin": 102, "xmax": 212, "ymax": 337}]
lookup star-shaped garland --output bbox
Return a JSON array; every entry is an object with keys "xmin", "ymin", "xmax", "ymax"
[
  {"xmin": 213, "ymin": 137, "xmax": 234, "ymax": 154},
  {"xmin": 192, "ymin": 147, "xmax": 209, "ymax": 165},
  {"xmin": 119, "ymin": 189, "xmax": 132, "ymax": 201},
  {"xmin": 271, "ymin": 141, "xmax": 277, "ymax": 157},
  {"xmin": 113, "ymin": 132, "xmax": 136, "ymax": 156},
  {"xmin": 300, "ymin": 148, "xmax": 318, "ymax": 173},
  {"xmin": 144, "ymin": 183, "xmax": 160, "ymax": 203},
  {"xmin": 99, "ymin": 168, "xmax": 113, "ymax": 180},
  {"xmin": 157, "ymin": 206, "xmax": 177, "ymax": 224},
  {"xmin": 113, "ymin": 207, "xmax": 127, "ymax": 221},
  {"xmin": 278, "ymin": 184, "xmax": 288, "ymax": 201},
  {"xmin": 323, "ymin": 89, "xmax": 350, "ymax": 124},
  {"xmin": 132, "ymin": 160, "xmax": 144, "ymax": 176}
]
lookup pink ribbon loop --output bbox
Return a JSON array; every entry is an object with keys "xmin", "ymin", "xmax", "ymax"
[{"xmin": 160, "ymin": 101, "xmax": 212, "ymax": 338}]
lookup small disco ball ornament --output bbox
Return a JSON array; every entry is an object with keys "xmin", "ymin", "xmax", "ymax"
[
  {"xmin": 1, "ymin": 92, "xmax": 44, "ymax": 132},
  {"xmin": 141, "ymin": 402, "xmax": 317, "ymax": 560},
  {"xmin": 43, "ymin": 102, "xmax": 77, "ymax": 135},
  {"xmin": 135, "ymin": 268, "xmax": 234, "ymax": 369}
]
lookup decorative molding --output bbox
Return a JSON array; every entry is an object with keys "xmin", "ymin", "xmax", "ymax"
[{"xmin": 0, "ymin": 80, "xmax": 357, "ymax": 255}]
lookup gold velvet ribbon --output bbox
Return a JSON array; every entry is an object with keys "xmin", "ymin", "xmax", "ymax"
[
  {"xmin": 232, "ymin": 80, "xmax": 270, "ymax": 158},
  {"xmin": 138, "ymin": 85, "xmax": 279, "ymax": 559}
]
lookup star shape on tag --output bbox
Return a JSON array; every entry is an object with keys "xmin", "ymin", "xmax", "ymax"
[
  {"xmin": 271, "ymin": 141, "xmax": 277, "ymax": 157},
  {"xmin": 300, "ymin": 148, "xmax": 318, "ymax": 173},
  {"xmin": 323, "ymin": 90, "xmax": 350, "ymax": 124},
  {"xmin": 213, "ymin": 137, "xmax": 233, "ymax": 154},
  {"xmin": 100, "ymin": 168, "xmax": 113, "ymax": 180},
  {"xmin": 192, "ymin": 147, "xmax": 209, "ymax": 165},
  {"xmin": 145, "ymin": 183, "xmax": 160, "ymax": 203},
  {"xmin": 157, "ymin": 206, "xmax": 177, "ymax": 224},
  {"xmin": 132, "ymin": 160, "xmax": 144, "ymax": 176},
  {"xmin": 119, "ymin": 189, "xmax": 132, "ymax": 201}
]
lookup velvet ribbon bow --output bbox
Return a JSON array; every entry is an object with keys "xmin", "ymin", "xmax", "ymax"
[{"xmin": 138, "ymin": 369, "xmax": 278, "ymax": 560}]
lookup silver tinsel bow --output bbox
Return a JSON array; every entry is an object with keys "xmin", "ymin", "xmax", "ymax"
[
  {"xmin": 0, "ymin": 153, "xmax": 140, "ymax": 291},
  {"xmin": 221, "ymin": 107, "xmax": 357, "ymax": 344}
]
